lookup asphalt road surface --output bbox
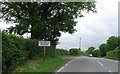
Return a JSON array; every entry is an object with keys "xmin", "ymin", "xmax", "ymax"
[{"xmin": 56, "ymin": 56, "xmax": 119, "ymax": 74}]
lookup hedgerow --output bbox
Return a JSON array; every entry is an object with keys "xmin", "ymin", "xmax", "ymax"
[
  {"xmin": 2, "ymin": 31, "xmax": 68, "ymax": 72},
  {"xmin": 2, "ymin": 32, "xmax": 43, "ymax": 72},
  {"xmin": 105, "ymin": 50, "xmax": 120, "ymax": 60},
  {"xmin": 2, "ymin": 32, "xmax": 28, "ymax": 72}
]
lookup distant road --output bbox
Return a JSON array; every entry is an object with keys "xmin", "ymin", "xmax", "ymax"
[{"xmin": 56, "ymin": 56, "xmax": 119, "ymax": 74}]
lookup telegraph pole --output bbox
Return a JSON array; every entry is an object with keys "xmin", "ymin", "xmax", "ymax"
[{"xmin": 79, "ymin": 37, "xmax": 81, "ymax": 50}]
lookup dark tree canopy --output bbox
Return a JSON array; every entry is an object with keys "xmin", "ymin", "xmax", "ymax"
[
  {"xmin": 1, "ymin": 2, "xmax": 96, "ymax": 46},
  {"xmin": 69, "ymin": 48, "xmax": 80, "ymax": 56},
  {"xmin": 107, "ymin": 36, "xmax": 119, "ymax": 51},
  {"xmin": 99, "ymin": 44, "xmax": 108, "ymax": 57},
  {"xmin": 86, "ymin": 47, "xmax": 95, "ymax": 54}
]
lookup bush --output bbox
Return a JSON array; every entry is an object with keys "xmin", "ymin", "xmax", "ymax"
[
  {"xmin": 24, "ymin": 39, "xmax": 42, "ymax": 59},
  {"xmin": 92, "ymin": 49, "xmax": 100, "ymax": 57},
  {"xmin": 69, "ymin": 49, "xmax": 80, "ymax": 56},
  {"xmin": 79, "ymin": 51, "xmax": 88, "ymax": 56},
  {"xmin": 105, "ymin": 50, "xmax": 120, "ymax": 60},
  {"xmin": 2, "ymin": 31, "xmax": 57, "ymax": 72},
  {"xmin": 56, "ymin": 49, "xmax": 68, "ymax": 56},
  {"xmin": 2, "ymin": 32, "xmax": 28, "ymax": 72}
]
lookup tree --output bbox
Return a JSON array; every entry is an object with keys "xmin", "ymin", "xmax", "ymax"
[
  {"xmin": 86, "ymin": 47, "xmax": 95, "ymax": 55},
  {"xmin": 92, "ymin": 49, "xmax": 100, "ymax": 57},
  {"xmin": 99, "ymin": 44, "xmax": 108, "ymax": 57},
  {"xmin": 69, "ymin": 48, "xmax": 79, "ymax": 56},
  {"xmin": 1, "ymin": 2, "xmax": 96, "ymax": 46},
  {"xmin": 56, "ymin": 48, "xmax": 68, "ymax": 56},
  {"xmin": 118, "ymin": 36, "xmax": 120, "ymax": 49},
  {"xmin": 107, "ymin": 36, "xmax": 118, "ymax": 51}
]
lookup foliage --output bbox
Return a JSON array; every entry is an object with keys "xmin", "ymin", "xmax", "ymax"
[
  {"xmin": 2, "ymin": 31, "xmax": 70, "ymax": 72},
  {"xmin": 69, "ymin": 48, "xmax": 80, "ymax": 56},
  {"xmin": 78, "ymin": 50, "xmax": 88, "ymax": 56},
  {"xmin": 86, "ymin": 47, "xmax": 95, "ymax": 55},
  {"xmin": 118, "ymin": 36, "xmax": 120, "ymax": 49},
  {"xmin": 1, "ymin": 2, "xmax": 96, "ymax": 46},
  {"xmin": 56, "ymin": 48, "xmax": 68, "ymax": 56},
  {"xmin": 105, "ymin": 50, "xmax": 120, "ymax": 60},
  {"xmin": 92, "ymin": 49, "xmax": 100, "ymax": 57},
  {"xmin": 99, "ymin": 44, "xmax": 108, "ymax": 57},
  {"xmin": 106, "ymin": 36, "xmax": 119, "ymax": 51},
  {"xmin": 69, "ymin": 48, "xmax": 86, "ymax": 56},
  {"xmin": 2, "ymin": 32, "xmax": 28, "ymax": 72},
  {"xmin": 99, "ymin": 36, "xmax": 119, "ymax": 57}
]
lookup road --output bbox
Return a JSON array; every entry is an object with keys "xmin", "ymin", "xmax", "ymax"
[{"xmin": 56, "ymin": 56, "xmax": 119, "ymax": 74}]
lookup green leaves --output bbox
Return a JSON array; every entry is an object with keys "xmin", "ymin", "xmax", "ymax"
[
  {"xmin": 69, "ymin": 48, "xmax": 80, "ymax": 56},
  {"xmin": 1, "ymin": 2, "xmax": 96, "ymax": 46},
  {"xmin": 2, "ymin": 32, "xmax": 59, "ymax": 72},
  {"xmin": 86, "ymin": 47, "xmax": 95, "ymax": 54},
  {"xmin": 107, "ymin": 36, "xmax": 119, "ymax": 51},
  {"xmin": 2, "ymin": 32, "xmax": 28, "ymax": 72}
]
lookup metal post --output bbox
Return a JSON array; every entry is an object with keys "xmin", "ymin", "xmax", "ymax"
[
  {"xmin": 79, "ymin": 37, "xmax": 81, "ymax": 50},
  {"xmin": 44, "ymin": 47, "xmax": 46, "ymax": 61}
]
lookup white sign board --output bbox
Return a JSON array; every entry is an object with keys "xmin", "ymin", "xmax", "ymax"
[{"xmin": 39, "ymin": 41, "xmax": 50, "ymax": 46}]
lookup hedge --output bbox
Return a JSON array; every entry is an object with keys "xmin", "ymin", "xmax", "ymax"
[
  {"xmin": 2, "ymin": 32, "xmax": 55, "ymax": 72},
  {"xmin": 56, "ymin": 49, "xmax": 68, "ymax": 56},
  {"xmin": 105, "ymin": 50, "xmax": 120, "ymax": 60},
  {"xmin": 2, "ymin": 32, "xmax": 28, "ymax": 72},
  {"xmin": 2, "ymin": 31, "xmax": 69, "ymax": 72}
]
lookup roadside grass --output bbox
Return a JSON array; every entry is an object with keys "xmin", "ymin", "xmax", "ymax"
[
  {"xmin": 104, "ymin": 56, "xmax": 120, "ymax": 61},
  {"xmin": 104, "ymin": 50, "xmax": 120, "ymax": 61},
  {"xmin": 15, "ymin": 57, "xmax": 66, "ymax": 72}
]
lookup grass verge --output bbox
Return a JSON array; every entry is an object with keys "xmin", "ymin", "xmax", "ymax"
[
  {"xmin": 105, "ymin": 50, "xmax": 120, "ymax": 61},
  {"xmin": 104, "ymin": 56, "xmax": 120, "ymax": 61},
  {"xmin": 15, "ymin": 57, "xmax": 66, "ymax": 72}
]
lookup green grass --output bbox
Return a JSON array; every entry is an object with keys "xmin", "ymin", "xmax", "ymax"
[
  {"xmin": 105, "ymin": 50, "xmax": 120, "ymax": 61},
  {"xmin": 15, "ymin": 57, "xmax": 66, "ymax": 72},
  {"xmin": 104, "ymin": 56, "xmax": 120, "ymax": 61}
]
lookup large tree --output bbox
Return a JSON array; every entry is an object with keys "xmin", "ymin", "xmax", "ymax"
[
  {"xmin": 86, "ymin": 47, "xmax": 95, "ymax": 55},
  {"xmin": 99, "ymin": 44, "xmax": 108, "ymax": 57},
  {"xmin": 92, "ymin": 49, "xmax": 100, "ymax": 57},
  {"xmin": 107, "ymin": 36, "xmax": 119, "ymax": 51},
  {"xmin": 1, "ymin": 2, "xmax": 96, "ymax": 46}
]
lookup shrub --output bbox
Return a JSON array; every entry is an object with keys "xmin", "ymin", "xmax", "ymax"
[
  {"xmin": 24, "ymin": 39, "xmax": 42, "ymax": 59},
  {"xmin": 105, "ymin": 50, "xmax": 120, "ymax": 60},
  {"xmin": 2, "ymin": 31, "xmax": 57, "ymax": 72},
  {"xmin": 69, "ymin": 49, "xmax": 80, "ymax": 56},
  {"xmin": 56, "ymin": 49, "xmax": 68, "ymax": 56},
  {"xmin": 2, "ymin": 32, "xmax": 28, "ymax": 72}
]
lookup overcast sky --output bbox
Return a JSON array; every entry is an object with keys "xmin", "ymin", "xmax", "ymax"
[
  {"xmin": 57, "ymin": 0, "xmax": 119, "ymax": 51},
  {"xmin": 0, "ymin": 0, "xmax": 119, "ymax": 51}
]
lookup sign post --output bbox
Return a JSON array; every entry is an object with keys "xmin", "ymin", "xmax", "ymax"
[
  {"xmin": 38, "ymin": 41, "xmax": 50, "ymax": 61},
  {"xmin": 43, "ymin": 47, "xmax": 46, "ymax": 61}
]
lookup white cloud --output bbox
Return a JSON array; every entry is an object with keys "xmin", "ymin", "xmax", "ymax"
[
  {"xmin": 57, "ymin": 0, "xmax": 119, "ymax": 51},
  {"xmin": 0, "ymin": 1, "xmax": 119, "ymax": 51}
]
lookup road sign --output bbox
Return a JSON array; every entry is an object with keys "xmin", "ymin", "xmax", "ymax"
[
  {"xmin": 38, "ymin": 41, "xmax": 50, "ymax": 61},
  {"xmin": 38, "ymin": 41, "xmax": 50, "ymax": 46}
]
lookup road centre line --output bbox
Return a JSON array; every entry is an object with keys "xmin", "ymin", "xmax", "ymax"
[
  {"xmin": 97, "ymin": 60, "xmax": 104, "ymax": 66},
  {"xmin": 97, "ymin": 60, "xmax": 113, "ymax": 74}
]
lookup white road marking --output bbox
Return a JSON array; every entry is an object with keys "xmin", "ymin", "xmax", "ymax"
[
  {"xmin": 65, "ymin": 63, "xmax": 68, "ymax": 66},
  {"xmin": 56, "ymin": 59, "xmax": 74, "ymax": 72},
  {"xmin": 57, "ymin": 66, "xmax": 64, "ymax": 72},
  {"xmin": 109, "ymin": 71, "xmax": 114, "ymax": 74},
  {"xmin": 97, "ymin": 60, "xmax": 114, "ymax": 74},
  {"xmin": 97, "ymin": 61, "xmax": 104, "ymax": 66},
  {"xmin": 108, "ymin": 71, "xmax": 112, "ymax": 72},
  {"xmin": 68, "ymin": 60, "xmax": 73, "ymax": 64}
]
